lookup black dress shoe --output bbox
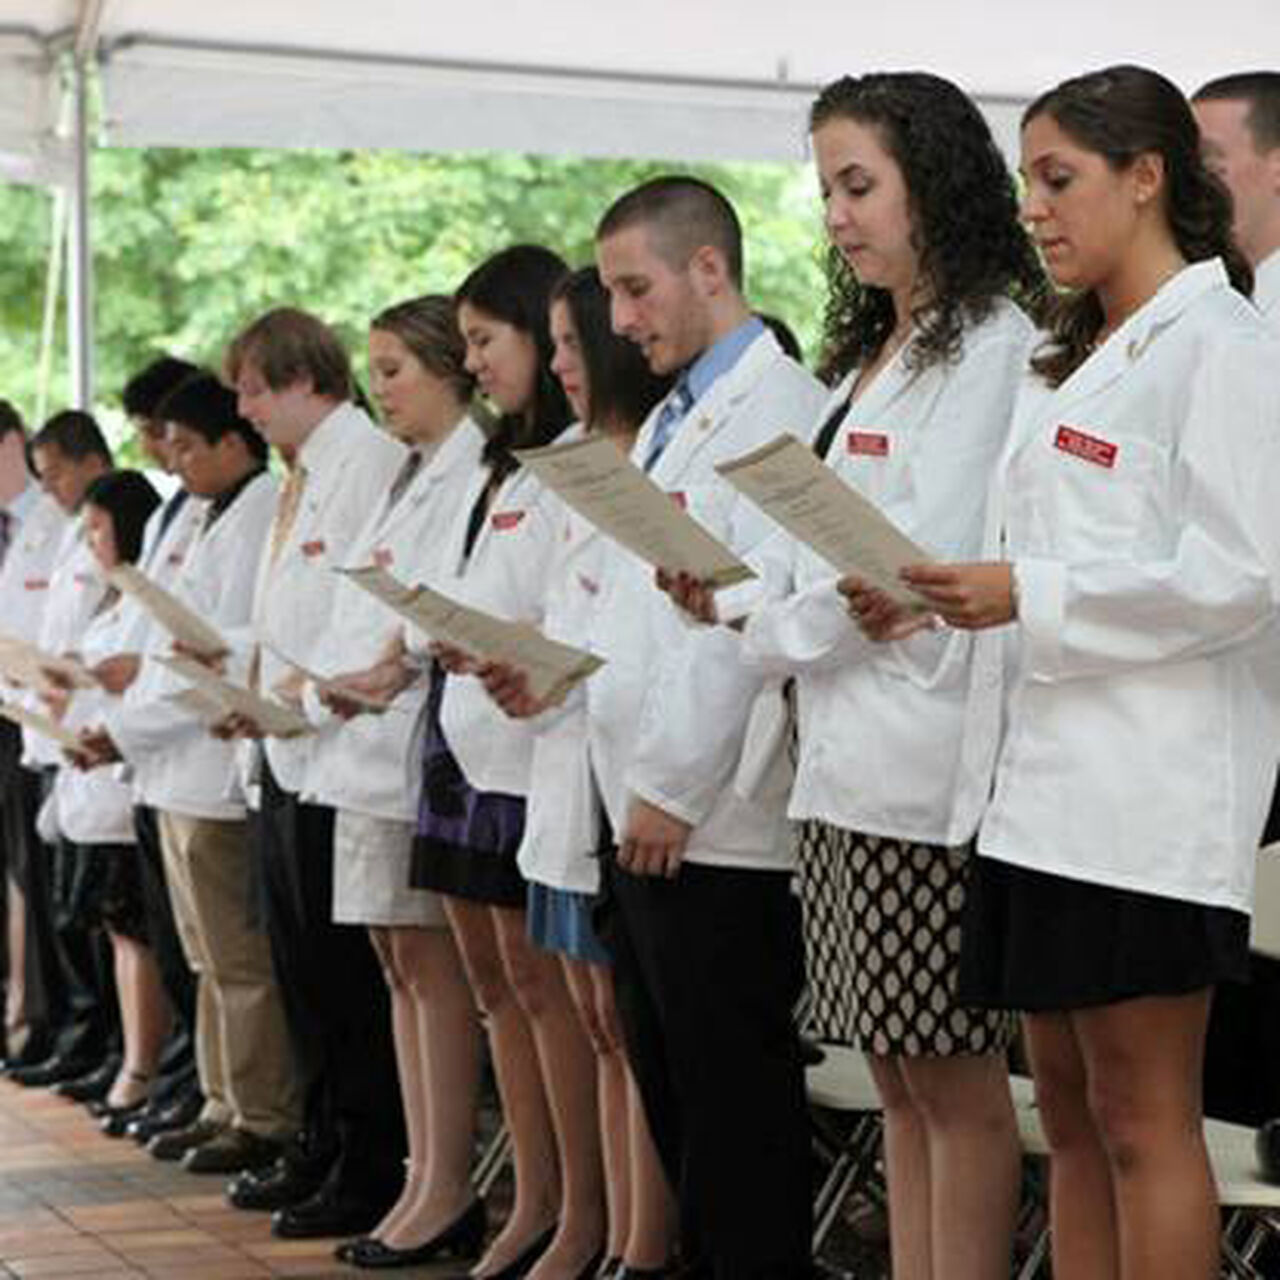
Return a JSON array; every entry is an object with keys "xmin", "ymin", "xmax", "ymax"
[
  {"xmin": 0, "ymin": 1030, "xmax": 55, "ymax": 1075},
  {"xmin": 474, "ymin": 1225, "xmax": 556, "ymax": 1280},
  {"xmin": 126, "ymin": 1090, "xmax": 203, "ymax": 1143},
  {"xmin": 99, "ymin": 1101, "xmax": 150, "ymax": 1138},
  {"xmin": 51, "ymin": 1056, "xmax": 121, "ymax": 1103},
  {"xmin": 228, "ymin": 1157, "xmax": 327, "ymax": 1212},
  {"xmin": 271, "ymin": 1187, "xmax": 387, "ymax": 1240},
  {"xmin": 346, "ymin": 1199, "xmax": 487, "ymax": 1269},
  {"xmin": 8, "ymin": 1053, "xmax": 98, "ymax": 1088}
]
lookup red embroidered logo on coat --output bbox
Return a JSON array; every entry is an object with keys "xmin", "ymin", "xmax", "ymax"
[
  {"xmin": 301, "ymin": 539, "xmax": 326, "ymax": 558},
  {"xmin": 1054, "ymin": 426, "xmax": 1117, "ymax": 469},
  {"xmin": 491, "ymin": 511, "xmax": 525, "ymax": 531},
  {"xmin": 23, "ymin": 578, "xmax": 48, "ymax": 591},
  {"xmin": 669, "ymin": 492, "xmax": 687, "ymax": 509},
  {"xmin": 372, "ymin": 547, "xmax": 394, "ymax": 568},
  {"xmin": 847, "ymin": 431, "xmax": 890, "ymax": 457}
]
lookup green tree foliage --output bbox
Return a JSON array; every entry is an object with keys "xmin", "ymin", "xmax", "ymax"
[{"xmin": 0, "ymin": 147, "xmax": 826, "ymax": 443}]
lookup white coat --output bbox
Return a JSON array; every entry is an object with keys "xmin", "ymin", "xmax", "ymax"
[
  {"xmin": 303, "ymin": 417, "xmax": 487, "ymax": 821},
  {"xmin": 741, "ymin": 301, "xmax": 1037, "ymax": 844},
  {"xmin": 435, "ymin": 456, "xmax": 564, "ymax": 797},
  {"xmin": 0, "ymin": 484, "xmax": 67, "ymax": 650},
  {"xmin": 23, "ymin": 516, "xmax": 107, "ymax": 768},
  {"xmin": 107, "ymin": 471, "xmax": 279, "ymax": 821},
  {"xmin": 517, "ymin": 490, "xmax": 608, "ymax": 894},
  {"xmin": 956, "ymin": 260, "xmax": 1280, "ymax": 912},
  {"xmin": 586, "ymin": 327, "xmax": 827, "ymax": 871},
  {"xmin": 249, "ymin": 403, "xmax": 407, "ymax": 795},
  {"xmin": 1255, "ymin": 250, "xmax": 1280, "ymax": 329},
  {"xmin": 55, "ymin": 599, "xmax": 136, "ymax": 845}
]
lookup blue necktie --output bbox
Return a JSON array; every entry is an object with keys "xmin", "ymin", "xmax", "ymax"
[{"xmin": 643, "ymin": 379, "xmax": 693, "ymax": 473}]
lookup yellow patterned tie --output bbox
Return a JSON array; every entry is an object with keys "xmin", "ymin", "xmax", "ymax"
[{"xmin": 268, "ymin": 462, "xmax": 307, "ymax": 566}]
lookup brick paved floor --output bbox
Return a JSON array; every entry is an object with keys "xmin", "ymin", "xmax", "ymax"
[{"xmin": 0, "ymin": 1077, "xmax": 461, "ymax": 1278}]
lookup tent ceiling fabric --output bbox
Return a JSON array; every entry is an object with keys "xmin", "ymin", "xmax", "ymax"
[
  {"xmin": 0, "ymin": 27, "xmax": 66, "ymax": 184},
  {"xmin": 2, "ymin": 0, "xmax": 1280, "ymax": 163}
]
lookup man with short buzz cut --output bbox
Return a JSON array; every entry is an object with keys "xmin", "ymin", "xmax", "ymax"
[
  {"xmin": 217, "ymin": 307, "xmax": 408, "ymax": 1236},
  {"xmin": 1193, "ymin": 72, "xmax": 1280, "ymax": 325},
  {"xmin": 592, "ymin": 176, "xmax": 827, "ymax": 1279}
]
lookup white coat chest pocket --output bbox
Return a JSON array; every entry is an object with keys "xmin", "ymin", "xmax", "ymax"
[{"xmin": 1008, "ymin": 424, "xmax": 1167, "ymax": 558}]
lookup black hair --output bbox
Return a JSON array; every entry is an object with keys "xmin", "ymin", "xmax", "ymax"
[
  {"xmin": 155, "ymin": 373, "xmax": 269, "ymax": 463},
  {"xmin": 31, "ymin": 410, "xmax": 113, "ymax": 466},
  {"xmin": 810, "ymin": 71, "xmax": 1047, "ymax": 383},
  {"xmin": 122, "ymin": 356, "xmax": 200, "ymax": 419},
  {"xmin": 1027, "ymin": 64, "xmax": 1252, "ymax": 387},
  {"xmin": 0, "ymin": 400, "xmax": 25, "ymax": 441},
  {"xmin": 82, "ymin": 470, "xmax": 160, "ymax": 565},
  {"xmin": 550, "ymin": 267, "xmax": 671, "ymax": 432},
  {"xmin": 1194, "ymin": 72, "xmax": 1280, "ymax": 150},
  {"xmin": 455, "ymin": 244, "xmax": 573, "ymax": 480},
  {"xmin": 596, "ymin": 175, "xmax": 745, "ymax": 288}
]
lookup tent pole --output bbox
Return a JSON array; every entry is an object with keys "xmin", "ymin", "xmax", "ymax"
[
  {"xmin": 37, "ymin": 187, "xmax": 68, "ymax": 426},
  {"xmin": 65, "ymin": 48, "xmax": 92, "ymax": 410}
]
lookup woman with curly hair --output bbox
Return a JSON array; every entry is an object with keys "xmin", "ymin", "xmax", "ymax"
[
  {"xmin": 729, "ymin": 71, "xmax": 1046, "ymax": 1280},
  {"xmin": 899, "ymin": 66, "xmax": 1278, "ymax": 1279}
]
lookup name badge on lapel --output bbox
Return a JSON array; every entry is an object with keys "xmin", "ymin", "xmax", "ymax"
[
  {"xmin": 669, "ymin": 492, "xmax": 687, "ymax": 510},
  {"xmin": 1054, "ymin": 426, "xmax": 1117, "ymax": 469},
  {"xmin": 847, "ymin": 431, "xmax": 890, "ymax": 457},
  {"xmin": 491, "ymin": 510, "xmax": 525, "ymax": 532},
  {"xmin": 301, "ymin": 538, "xmax": 327, "ymax": 558}
]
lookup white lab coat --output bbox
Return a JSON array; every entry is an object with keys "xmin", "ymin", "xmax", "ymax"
[
  {"xmin": 741, "ymin": 300, "xmax": 1037, "ymax": 843},
  {"xmin": 956, "ymin": 260, "xmax": 1280, "ymax": 912},
  {"xmin": 107, "ymin": 471, "xmax": 279, "ymax": 820},
  {"xmin": 303, "ymin": 417, "xmax": 487, "ymax": 821},
  {"xmin": 517, "ymin": 492, "xmax": 607, "ymax": 895},
  {"xmin": 54, "ymin": 599, "xmax": 136, "ymax": 845},
  {"xmin": 0, "ymin": 484, "xmax": 67, "ymax": 650},
  {"xmin": 586, "ymin": 327, "xmax": 827, "ymax": 871},
  {"xmin": 436, "ymin": 456, "xmax": 565, "ymax": 797},
  {"xmin": 1255, "ymin": 250, "xmax": 1280, "ymax": 330},
  {"xmin": 23, "ymin": 517, "xmax": 108, "ymax": 768},
  {"xmin": 248, "ymin": 402, "xmax": 407, "ymax": 795}
]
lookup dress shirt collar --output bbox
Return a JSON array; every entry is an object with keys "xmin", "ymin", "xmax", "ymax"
[
  {"xmin": 1254, "ymin": 248, "xmax": 1280, "ymax": 320},
  {"xmin": 681, "ymin": 315, "xmax": 766, "ymax": 409},
  {"xmin": 4, "ymin": 480, "xmax": 39, "ymax": 526},
  {"xmin": 297, "ymin": 400, "xmax": 359, "ymax": 475},
  {"xmin": 206, "ymin": 466, "xmax": 266, "ymax": 528}
]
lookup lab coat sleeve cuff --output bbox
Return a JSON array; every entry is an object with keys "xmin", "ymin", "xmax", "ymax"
[
  {"xmin": 1016, "ymin": 557, "xmax": 1066, "ymax": 682},
  {"xmin": 624, "ymin": 776, "xmax": 708, "ymax": 829}
]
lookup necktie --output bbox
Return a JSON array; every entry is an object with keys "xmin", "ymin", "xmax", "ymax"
[
  {"xmin": 643, "ymin": 378, "xmax": 694, "ymax": 473},
  {"xmin": 268, "ymin": 463, "xmax": 307, "ymax": 566},
  {"xmin": 0, "ymin": 509, "xmax": 11, "ymax": 568},
  {"xmin": 385, "ymin": 449, "xmax": 423, "ymax": 512}
]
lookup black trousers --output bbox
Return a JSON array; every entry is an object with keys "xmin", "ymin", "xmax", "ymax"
[
  {"xmin": 133, "ymin": 805, "xmax": 199, "ymax": 1103},
  {"xmin": 254, "ymin": 759, "xmax": 405, "ymax": 1197},
  {"xmin": 599, "ymin": 855, "xmax": 813, "ymax": 1280}
]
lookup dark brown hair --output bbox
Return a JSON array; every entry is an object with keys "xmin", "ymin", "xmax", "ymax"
[
  {"xmin": 371, "ymin": 294, "xmax": 477, "ymax": 407},
  {"xmin": 224, "ymin": 307, "xmax": 353, "ymax": 400}
]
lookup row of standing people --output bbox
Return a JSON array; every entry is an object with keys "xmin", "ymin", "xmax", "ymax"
[{"xmin": 3, "ymin": 59, "xmax": 1280, "ymax": 1280}]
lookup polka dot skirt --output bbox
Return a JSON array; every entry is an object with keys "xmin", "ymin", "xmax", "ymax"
[{"xmin": 797, "ymin": 821, "xmax": 1014, "ymax": 1057}]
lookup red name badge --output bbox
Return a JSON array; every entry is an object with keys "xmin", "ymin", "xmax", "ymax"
[
  {"xmin": 669, "ymin": 492, "xmax": 687, "ymax": 510},
  {"xmin": 301, "ymin": 538, "xmax": 327, "ymax": 558},
  {"xmin": 491, "ymin": 510, "xmax": 525, "ymax": 532},
  {"xmin": 23, "ymin": 578, "xmax": 48, "ymax": 591},
  {"xmin": 1054, "ymin": 425, "xmax": 1117, "ymax": 469},
  {"xmin": 577, "ymin": 572, "xmax": 600, "ymax": 596},
  {"xmin": 847, "ymin": 431, "xmax": 890, "ymax": 457},
  {"xmin": 372, "ymin": 547, "xmax": 394, "ymax": 568}
]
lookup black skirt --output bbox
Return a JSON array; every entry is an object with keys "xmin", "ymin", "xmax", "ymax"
[{"xmin": 957, "ymin": 855, "xmax": 1249, "ymax": 1012}]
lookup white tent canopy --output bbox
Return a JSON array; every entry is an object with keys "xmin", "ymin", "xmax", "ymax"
[{"xmin": 5, "ymin": 0, "xmax": 1280, "ymax": 166}]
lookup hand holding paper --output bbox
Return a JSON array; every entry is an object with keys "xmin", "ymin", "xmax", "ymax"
[
  {"xmin": 714, "ymin": 433, "xmax": 932, "ymax": 609},
  {"xmin": 337, "ymin": 564, "xmax": 603, "ymax": 705},
  {"xmin": 514, "ymin": 435, "xmax": 753, "ymax": 588},
  {"xmin": 157, "ymin": 654, "xmax": 312, "ymax": 738}
]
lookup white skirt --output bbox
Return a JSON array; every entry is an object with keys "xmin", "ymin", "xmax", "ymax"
[{"xmin": 332, "ymin": 810, "xmax": 446, "ymax": 928}]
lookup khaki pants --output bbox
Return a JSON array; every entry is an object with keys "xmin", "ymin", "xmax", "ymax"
[{"xmin": 159, "ymin": 811, "xmax": 299, "ymax": 1137}]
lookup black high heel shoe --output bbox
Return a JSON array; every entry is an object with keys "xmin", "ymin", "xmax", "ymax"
[
  {"xmin": 472, "ymin": 1223, "xmax": 556, "ymax": 1280},
  {"xmin": 347, "ymin": 1198, "xmax": 487, "ymax": 1270}
]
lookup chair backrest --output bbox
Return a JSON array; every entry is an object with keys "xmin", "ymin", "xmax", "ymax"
[{"xmin": 1251, "ymin": 846, "xmax": 1280, "ymax": 960}]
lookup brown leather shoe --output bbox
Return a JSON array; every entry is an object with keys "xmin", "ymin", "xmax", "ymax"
[
  {"xmin": 183, "ymin": 1127, "xmax": 283, "ymax": 1175},
  {"xmin": 147, "ymin": 1117, "xmax": 226, "ymax": 1161}
]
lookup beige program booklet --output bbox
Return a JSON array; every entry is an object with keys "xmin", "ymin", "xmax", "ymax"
[
  {"xmin": 156, "ymin": 654, "xmax": 312, "ymax": 738},
  {"xmin": 109, "ymin": 564, "xmax": 228, "ymax": 658},
  {"xmin": 0, "ymin": 701, "xmax": 84, "ymax": 751},
  {"xmin": 337, "ymin": 564, "xmax": 603, "ymax": 706},
  {"xmin": 715, "ymin": 432, "xmax": 931, "ymax": 609},
  {"xmin": 514, "ymin": 434, "xmax": 753, "ymax": 589},
  {"xmin": 0, "ymin": 632, "xmax": 97, "ymax": 692}
]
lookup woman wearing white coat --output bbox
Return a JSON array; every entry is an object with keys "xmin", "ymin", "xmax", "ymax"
[
  {"xmin": 895, "ymin": 66, "xmax": 1280, "ymax": 1280},
  {"xmin": 405, "ymin": 246, "xmax": 589, "ymax": 1280},
  {"xmin": 721, "ymin": 73, "xmax": 1047, "ymax": 1280},
  {"xmin": 57, "ymin": 471, "xmax": 167, "ymax": 1122},
  {"xmin": 482, "ymin": 266, "xmax": 676, "ymax": 1280},
  {"xmin": 298, "ymin": 296, "xmax": 489, "ymax": 1269}
]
